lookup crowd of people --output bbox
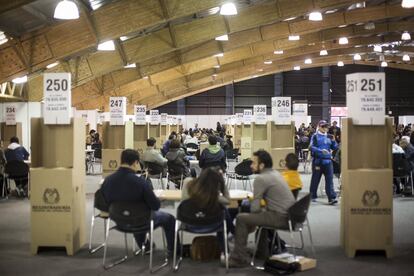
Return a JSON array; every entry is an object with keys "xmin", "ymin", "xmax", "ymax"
[{"xmin": 393, "ymin": 124, "xmax": 414, "ymax": 195}]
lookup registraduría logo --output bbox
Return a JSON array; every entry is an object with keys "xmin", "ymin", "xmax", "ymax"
[
  {"xmin": 362, "ymin": 190, "xmax": 380, "ymax": 207},
  {"xmin": 43, "ymin": 188, "xmax": 60, "ymax": 204}
]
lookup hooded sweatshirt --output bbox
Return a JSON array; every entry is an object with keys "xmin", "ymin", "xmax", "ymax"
[
  {"xmin": 5, "ymin": 143, "xmax": 30, "ymax": 162},
  {"xmin": 199, "ymin": 144, "xmax": 226, "ymax": 170}
]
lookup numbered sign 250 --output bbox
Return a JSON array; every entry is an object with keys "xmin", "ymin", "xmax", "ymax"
[{"xmin": 45, "ymin": 78, "xmax": 69, "ymax": 91}]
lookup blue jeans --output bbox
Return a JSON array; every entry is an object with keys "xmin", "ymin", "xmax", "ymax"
[
  {"xmin": 134, "ymin": 211, "xmax": 176, "ymax": 252},
  {"xmin": 310, "ymin": 161, "xmax": 336, "ymax": 201}
]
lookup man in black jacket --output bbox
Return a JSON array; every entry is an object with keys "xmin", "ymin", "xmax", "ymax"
[
  {"xmin": 199, "ymin": 135, "xmax": 226, "ymax": 171},
  {"xmin": 102, "ymin": 149, "xmax": 176, "ymax": 254}
]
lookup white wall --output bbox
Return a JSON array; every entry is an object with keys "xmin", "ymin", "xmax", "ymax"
[
  {"xmin": 0, "ymin": 102, "xmax": 42, "ymax": 151},
  {"xmin": 398, "ymin": 116, "xmax": 414, "ymax": 125}
]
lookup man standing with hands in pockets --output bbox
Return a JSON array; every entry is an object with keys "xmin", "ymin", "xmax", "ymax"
[{"xmin": 309, "ymin": 120, "xmax": 338, "ymax": 205}]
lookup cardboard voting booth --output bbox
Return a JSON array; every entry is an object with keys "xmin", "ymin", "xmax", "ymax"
[
  {"xmin": 148, "ymin": 124, "xmax": 161, "ymax": 144},
  {"xmin": 252, "ymin": 123, "xmax": 269, "ymax": 153},
  {"xmin": 233, "ymin": 125, "xmax": 242, "ymax": 149},
  {"xmin": 340, "ymin": 118, "xmax": 393, "ymax": 258},
  {"xmin": 134, "ymin": 124, "xmax": 148, "ymax": 155},
  {"xmin": 240, "ymin": 124, "xmax": 252, "ymax": 160},
  {"xmin": 30, "ymin": 118, "xmax": 86, "ymax": 255},
  {"xmin": 268, "ymin": 121, "xmax": 295, "ymax": 171},
  {"xmin": 1, "ymin": 122, "xmax": 23, "ymax": 147},
  {"xmin": 101, "ymin": 121, "xmax": 133, "ymax": 176}
]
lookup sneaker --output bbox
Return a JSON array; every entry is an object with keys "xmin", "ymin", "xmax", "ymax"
[
  {"xmin": 311, "ymin": 198, "xmax": 317, "ymax": 203},
  {"xmin": 329, "ymin": 199, "xmax": 338, "ymax": 205}
]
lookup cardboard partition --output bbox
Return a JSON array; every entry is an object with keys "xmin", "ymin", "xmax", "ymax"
[
  {"xmin": 252, "ymin": 123, "xmax": 268, "ymax": 141},
  {"xmin": 102, "ymin": 149, "xmax": 123, "ymax": 171},
  {"xmin": 240, "ymin": 148, "xmax": 252, "ymax": 160},
  {"xmin": 241, "ymin": 137, "xmax": 252, "ymax": 149},
  {"xmin": 30, "ymin": 167, "xmax": 85, "ymax": 255},
  {"xmin": 30, "ymin": 118, "xmax": 85, "ymax": 169},
  {"xmin": 134, "ymin": 141, "xmax": 147, "ymax": 156},
  {"xmin": 234, "ymin": 125, "xmax": 242, "ymax": 148},
  {"xmin": 270, "ymin": 148, "xmax": 295, "ymax": 170},
  {"xmin": 341, "ymin": 169, "xmax": 393, "ymax": 258},
  {"xmin": 252, "ymin": 141, "xmax": 269, "ymax": 153},
  {"xmin": 268, "ymin": 122, "xmax": 295, "ymax": 148},
  {"xmin": 241, "ymin": 124, "xmax": 252, "ymax": 137},
  {"xmin": 101, "ymin": 121, "xmax": 133, "ymax": 149},
  {"xmin": 149, "ymin": 124, "xmax": 160, "ymax": 138},
  {"xmin": 1, "ymin": 122, "xmax": 23, "ymax": 147}
]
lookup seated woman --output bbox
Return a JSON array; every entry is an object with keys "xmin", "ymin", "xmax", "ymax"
[
  {"xmin": 166, "ymin": 139, "xmax": 191, "ymax": 187},
  {"xmin": 182, "ymin": 167, "xmax": 235, "ymax": 252}
]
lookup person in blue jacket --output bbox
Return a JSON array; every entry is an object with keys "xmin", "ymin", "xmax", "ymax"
[{"xmin": 309, "ymin": 120, "xmax": 338, "ymax": 205}]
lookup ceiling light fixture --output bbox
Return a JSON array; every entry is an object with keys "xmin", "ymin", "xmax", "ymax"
[
  {"xmin": 213, "ymin": 65, "xmax": 220, "ymax": 69},
  {"xmin": 337, "ymin": 61, "xmax": 344, "ymax": 67},
  {"xmin": 401, "ymin": 31, "xmax": 411, "ymax": 41},
  {"xmin": 124, "ymin": 63, "xmax": 136, "ymax": 68},
  {"xmin": 214, "ymin": 52, "xmax": 224, "ymax": 57},
  {"xmin": 12, "ymin": 75, "xmax": 28, "ymax": 84},
  {"xmin": 212, "ymin": 74, "xmax": 218, "ymax": 77},
  {"xmin": 54, "ymin": 0, "xmax": 79, "ymax": 20},
  {"xmin": 0, "ymin": 31, "xmax": 8, "ymax": 45},
  {"xmin": 373, "ymin": 45, "xmax": 382, "ymax": 52},
  {"xmin": 381, "ymin": 61, "xmax": 388, "ymax": 67},
  {"xmin": 220, "ymin": 3, "xmax": 238, "ymax": 15},
  {"xmin": 325, "ymin": 9, "xmax": 338, "ymax": 14},
  {"xmin": 274, "ymin": 50, "xmax": 284, "ymax": 54},
  {"xmin": 288, "ymin": 35, "xmax": 300, "ymax": 41},
  {"xmin": 97, "ymin": 40, "xmax": 115, "ymax": 51},
  {"xmin": 353, "ymin": 53, "xmax": 362, "ymax": 60},
  {"xmin": 264, "ymin": 60, "xmax": 272, "ymax": 64},
  {"xmin": 283, "ymin": 17, "xmax": 296, "ymax": 21},
  {"xmin": 120, "ymin": 36, "xmax": 128, "ymax": 41},
  {"xmin": 143, "ymin": 76, "xmax": 149, "ymax": 80},
  {"xmin": 46, "ymin": 62, "xmax": 59, "ymax": 69},
  {"xmin": 403, "ymin": 54, "xmax": 411, "ymax": 61},
  {"xmin": 402, "ymin": 0, "xmax": 414, "ymax": 8},
  {"xmin": 252, "ymin": 75, "xmax": 259, "ymax": 78},
  {"xmin": 304, "ymin": 58, "xmax": 312, "ymax": 64},
  {"xmin": 320, "ymin": 49, "xmax": 328, "ymax": 56},
  {"xmin": 309, "ymin": 11, "xmax": 323, "ymax": 21},
  {"xmin": 293, "ymin": 66, "xmax": 301, "ymax": 71},
  {"xmin": 339, "ymin": 37, "xmax": 349, "ymax": 44},
  {"xmin": 215, "ymin": 34, "xmax": 229, "ymax": 41}
]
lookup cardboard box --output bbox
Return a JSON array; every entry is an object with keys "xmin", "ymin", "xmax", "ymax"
[
  {"xmin": 241, "ymin": 137, "xmax": 252, "ymax": 149},
  {"xmin": 269, "ymin": 254, "xmax": 316, "ymax": 271},
  {"xmin": 30, "ymin": 167, "xmax": 85, "ymax": 255},
  {"xmin": 270, "ymin": 148, "xmax": 295, "ymax": 170},
  {"xmin": 252, "ymin": 123, "xmax": 267, "ymax": 141},
  {"xmin": 1, "ymin": 122, "xmax": 23, "ymax": 147},
  {"xmin": 242, "ymin": 124, "xmax": 252, "ymax": 137},
  {"xmin": 102, "ymin": 149, "xmax": 123, "ymax": 171},
  {"xmin": 341, "ymin": 169, "xmax": 393, "ymax": 257},
  {"xmin": 31, "ymin": 118, "xmax": 85, "ymax": 169},
  {"xmin": 148, "ymin": 124, "xmax": 160, "ymax": 138}
]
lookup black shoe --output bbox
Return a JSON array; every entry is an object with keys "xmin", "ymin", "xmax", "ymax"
[{"xmin": 329, "ymin": 199, "xmax": 338, "ymax": 205}]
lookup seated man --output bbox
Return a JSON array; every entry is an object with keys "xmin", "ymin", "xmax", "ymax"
[
  {"xmin": 228, "ymin": 150, "xmax": 295, "ymax": 267},
  {"xmin": 4, "ymin": 136, "xmax": 29, "ymax": 162},
  {"xmin": 142, "ymin": 137, "xmax": 168, "ymax": 172},
  {"xmin": 101, "ymin": 149, "xmax": 177, "ymax": 255},
  {"xmin": 199, "ymin": 135, "xmax": 226, "ymax": 171},
  {"xmin": 4, "ymin": 136, "xmax": 30, "ymax": 196}
]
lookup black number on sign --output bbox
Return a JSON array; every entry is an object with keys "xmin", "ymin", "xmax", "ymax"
[
  {"xmin": 347, "ymin": 80, "xmax": 357, "ymax": 93},
  {"xmin": 110, "ymin": 100, "xmax": 123, "ymax": 107},
  {"xmin": 277, "ymin": 100, "xmax": 290, "ymax": 107},
  {"xmin": 361, "ymin": 79, "xmax": 367, "ymax": 91},
  {"xmin": 377, "ymin": 79, "xmax": 382, "ymax": 91},
  {"xmin": 46, "ymin": 79, "xmax": 68, "ymax": 91},
  {"xmin": 6, "ymin": 107, "xmax": 15, "ymax": 113}
]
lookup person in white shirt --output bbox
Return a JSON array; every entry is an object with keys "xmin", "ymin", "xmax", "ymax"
[{"xmin": 184, "ymin": 131, "xmax": 199, "ymax": 146}]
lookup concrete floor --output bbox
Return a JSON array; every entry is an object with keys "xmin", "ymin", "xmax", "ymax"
[{"xmin": 0, "ymin": 165, "xmax": 414, "ymax": 275}]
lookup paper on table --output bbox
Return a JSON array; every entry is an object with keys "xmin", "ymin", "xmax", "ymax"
[
  {"xmin": 229, "ymin": 189, "xmax": 253, "ymax": 198},
  {"xmin": 153, "ymin": 189, "xmax": 163, "ymax": 197}
]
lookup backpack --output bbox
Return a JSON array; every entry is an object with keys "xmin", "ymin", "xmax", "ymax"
[{"xmin": 190, "ymin": 236, "xmax": 221, "ymax": 261}]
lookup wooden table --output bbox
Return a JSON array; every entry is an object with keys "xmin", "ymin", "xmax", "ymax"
[{"xmin": 154, "ymin": 189, "xmax": 252, "ymax": 202}]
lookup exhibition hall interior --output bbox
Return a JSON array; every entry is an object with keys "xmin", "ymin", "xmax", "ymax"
[{"xmin": 0, "ymin": 0, "xmax": 414, "ymax": 275}]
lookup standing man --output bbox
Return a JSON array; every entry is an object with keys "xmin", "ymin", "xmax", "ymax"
[
  {"xmin": 228, "ymin": 150, "xmax": 295, "ymax": 267},
  {"xmin": 328, "ymin": 121, "xmax": 341, "ymax": 142},
  {"xmin": 309, "ymin": 120, "xmax": 338, "ymax": 205}
]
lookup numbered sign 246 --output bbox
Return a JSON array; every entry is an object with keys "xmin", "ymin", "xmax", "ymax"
[{"xmin": 272, "ymin": 97, "xmax": 291, "ymax": 125}]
